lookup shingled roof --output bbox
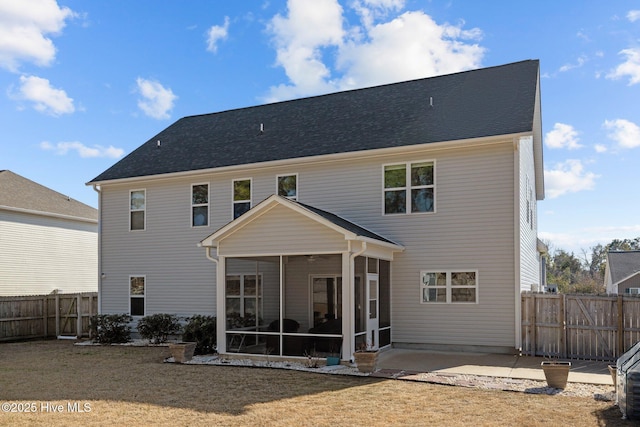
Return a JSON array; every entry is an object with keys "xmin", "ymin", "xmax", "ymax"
[
  {"xmin": 607, "ymin": 251, "xmax": 640, "ymax": 284},
  {"xmin": 0, "ymin": 170, "xmax": 97, "ymax": 222},
  {"xmin": 90, "ymin": 60, "xmax": 540, "ymax": 183}
]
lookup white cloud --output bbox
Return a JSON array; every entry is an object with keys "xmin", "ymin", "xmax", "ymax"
[
  {"xmin": 265, "ymin": 0, "xmax": 484, "ymax": 102},
  {"xmin": 15, "ymin": 75, "xmax": 74, "ymax": 116},
  {"xmin": 206, "ymin": 16, "xmax": 230, "ymax": 53},
  {"xmin": 267, "ymin": 0, "xmax": 345, "ymax": 99},
  {"xmin": 559, "ymin": 56, "xmax": 586, "ymax": 72},
  {"xmin": 628, "ymin": 10, "xmax": 640, "ymax": 22},
  {"xmin": 544, "ymin": 159, "xmax": 598, "ymax": 199},
  {"xmin": 545, "ymin": 123, "xmax": 582, "ymax": 149},
  {"xmin": 0, "ymin": 0, "xmax": 75, "ymax": 71},
  {"xmin": 603, "ymin": 118, "xmax": 640, "ymax": 148},
  {"xmin": 135, "ymin": 77, "xmax": 177, "ymax": 120},
  {"xmin": 607, "ymin": 48, "xmax": 640, "ymax": 85},
  {"xmin": 594, "ymin": 144, "xmax": 607, "ymax": 153},
  {"xmin": 40, "ymin": 141, "xmax": 124, "ymax": 158}
]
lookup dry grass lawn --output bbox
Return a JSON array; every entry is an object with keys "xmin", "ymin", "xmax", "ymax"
[{"xmin": 0, "ymin": 340, "xmax": 633, "ymax": 426}]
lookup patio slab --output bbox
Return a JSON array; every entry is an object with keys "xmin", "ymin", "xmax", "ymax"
[{"xmin": 376, "ymin": 348, "xmax": 613, "ymax": 385}]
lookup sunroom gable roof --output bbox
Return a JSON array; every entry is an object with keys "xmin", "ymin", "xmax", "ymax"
[{"xmin": 200, "ymin": 194, "xmax": 403, "ymax": 252}]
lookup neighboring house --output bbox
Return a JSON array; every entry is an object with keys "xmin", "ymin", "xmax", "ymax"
[
  {"xmin": 604, "ymin": 251, "xmax": 640, "ymax": 295},
  {"xmin": 0, "ymin": 170, "xmax": 98, "ymax": 296},
  {"xmin": 89, "ymin": 60, "xmax": 544, "ymax": 359}
]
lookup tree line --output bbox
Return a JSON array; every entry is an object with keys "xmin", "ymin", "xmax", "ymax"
[{"xmin": 545, "ymin": 237, "xmax": 640, "ymax": 294}]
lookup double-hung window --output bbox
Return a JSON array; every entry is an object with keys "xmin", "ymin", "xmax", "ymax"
[
  {"xmin": 233, "ymin": 179, "xmax": 251, "ymax": 219},
  {"xmin": 191, "ymin": 183, "xmax": 209, "ymax": 227},
  {"xmin": 421, "ymin": 271, "xmax": 477, "ymax": 303},
  {"xmin": 384, "ymin": 161, "xmax": 434, "ymax": 215},
  {"xmin": 277, "ymin": 174, "xmax": 297, "ymax": 200},
  {"xmin": 130, "ymin": 190, "xmax": 146, "ymax": 231},
  {"xmin": 130, "ymin": 276, "xmax": 145, "ymax": 316}
]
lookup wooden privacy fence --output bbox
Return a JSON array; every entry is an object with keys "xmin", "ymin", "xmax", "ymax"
[
  {"xmin": 0, "ymin": 292, "xmax": 98, "ymax": 341},
  {"xmin": 522, "ymin": 293, "xmax": 640, "ymax": 361}
]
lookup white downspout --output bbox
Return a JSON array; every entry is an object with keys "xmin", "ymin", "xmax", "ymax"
[
  {"xmin": 201, "ymin": 245, "xmax": 224, "ymax": 353},
  {"xmin": 92, "ymin": 184, "xmax": 102, "ymax": 314},
  {"xmin": 345, "ymin": 241, "xmax": 367, "ymax": 361}
]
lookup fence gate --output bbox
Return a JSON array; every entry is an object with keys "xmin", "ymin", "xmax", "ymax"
[{"xmin": 522, "ymin": 293, "xmax": 640, "ymax": 361}]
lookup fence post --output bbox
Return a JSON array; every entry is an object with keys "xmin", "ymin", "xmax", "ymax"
[
  {"xmin": 76, "ymin": 294, "xmax": 82, "ymax": 339},
  {"xmin": 55, "ymin": 293, "xmax": 60, "ymax": 337},
  {"xmin": 560, "ymin": 294, "xmax": 567, "ymax": 358},
  {"xmin": 618, "ymin": 295, "xmax": 624, "ymax": 356},
  {"xmin": 530, "ymin": 293, "xmax": 536, "ymax": 356},
  {"xmin": 42, "ymin": 296, "xmax": 48, "ymax": 338}
]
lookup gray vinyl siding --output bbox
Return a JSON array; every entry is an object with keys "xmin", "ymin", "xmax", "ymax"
[
  {"xmin": 100, "ymin": 180, "xmax": 217, "ymax": 316},
  {"xmin": 619, "ymin": 275, "xmax": 640, "ymax": 295},
  {"xmin": 0, "ymin": 210, "xmax": 97, "ymax": 296},
  {"xmin": 99, "ymin": 137, "xmax": 521, "ymax": 348},
  {"xmin": 518, "ymin": 136, "xmax": 541, "ymax": 292}
]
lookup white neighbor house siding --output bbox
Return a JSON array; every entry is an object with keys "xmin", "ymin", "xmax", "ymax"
[
  {"xmin": 0, "ymin": 210, "xmax": 97, "ymax": 296},
  {"xmin": 99, "ymin": 137, "xmax": 520, "ymax": 350}
]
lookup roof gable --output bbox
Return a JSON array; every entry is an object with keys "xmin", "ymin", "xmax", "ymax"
[
  {"xmin": 607, "ymin": 251, "xmax": 640, "ymax": 285},
  {"xmin": 200, "ymin": 195, "xmax": 403, "ymax": 251},
  {"xmin": 91, "ymin": 60, "xmax": 541, "ymax": 183},
  {"xmin": 0, "ymin": 170, "xmax": 97, "ymax": 222}
]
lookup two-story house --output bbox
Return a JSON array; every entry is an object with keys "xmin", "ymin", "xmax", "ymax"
[
  {"xmin": 89, "ymin": 59, "xmax": 544, "ymax": 360},
  {"xmin": 1, "ymin": 170, "xmax": 98, "ymax": 296}
]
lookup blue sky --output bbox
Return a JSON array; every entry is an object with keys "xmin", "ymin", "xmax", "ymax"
[{"xmin": 1, "ymin": 0, "xmax": 639, "ymax": 257}]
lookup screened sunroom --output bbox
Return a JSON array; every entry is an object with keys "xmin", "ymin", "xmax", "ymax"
[{"xmin": 199, "ymin": 195, "xmax": 403, "ymax": 361}]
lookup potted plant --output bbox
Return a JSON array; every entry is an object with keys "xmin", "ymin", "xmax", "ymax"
[
  {"xmin": 353, "ymin": 342, "xmax": 378, "ymax": 373},
  {"xmin": 326, "ymin": 342, "xmax": 341, "ymax": 366},
  {"xmin": 541, "ymin": 360, "xmax": 571, "ymax": 389}
]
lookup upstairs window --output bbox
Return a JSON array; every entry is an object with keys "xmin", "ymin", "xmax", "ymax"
[
  {"xmin": 277, "ymin": 174, "xmax": 298, "ymax": 200},
  {"xmin": 233, "ymin": 179, "xmax": 251, "ymax": 219},
  {"xmin": 130, "ymin": 189, "xmax": 146, "ymax": 231},
  {"xmin": 384, "ymin": 161, "xmax": 434, "ymax": 215},
  {"xmin": 191, "ymin": 183, "xmax": 209, "ymax": 227}
]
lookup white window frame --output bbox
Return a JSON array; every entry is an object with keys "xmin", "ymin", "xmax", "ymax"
[
  {"xmin": 129, "ymin": 275, "xmax": 146, "ymax": 317},
  {"xmin": 276, "ymin": 173, "xmax": 298, "ymax": 200},
  {"xmin": 420, "ymin": 270, "xmax": 478, "ymax": 304},
  {"xmin": 225, "ymin": 273, "xmax": 263, "ymax": 319},
  {"xmin": 382, "ymin": 160, "xmax": 435, "ymax": 216},
  {"xmin": 191, "ymin": 183, "xmax": 209, "ymax": 227},
  {"xmin": 129, "ymin": 189, "xmax": 146, "ymax": 231},
  {"xmin": 625, "ymin": 288, "xmax": 640, "ymax": 295},
  {"xmin": 232, "ymin": 178, "xmax": 252, "ymax": 219}
]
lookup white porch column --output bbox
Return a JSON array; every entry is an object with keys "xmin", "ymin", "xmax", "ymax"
[
  {"xmin": 341, "ymin": 251, "xmax": 353, "ymax": 361},
  {"xmin": 216, "ymin": 255, "xmax": 226, "ymax": 354}
]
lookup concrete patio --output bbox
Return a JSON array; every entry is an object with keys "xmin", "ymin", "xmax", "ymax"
[{"xmin": 376, "ymin": 348, "xmax": 614, "ymax": 385}]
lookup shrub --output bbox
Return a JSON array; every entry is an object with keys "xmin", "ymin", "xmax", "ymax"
[
  {"xmin": 137, "ymin": 314, "xmax": 182, "ymax": 344},
  {"xmin": 182, "ymin": 315, "xmax": 217, "ymax": 355},
  {"xmin": 90, "ymin": 314, "xmax": 132, "ymax": 344}
]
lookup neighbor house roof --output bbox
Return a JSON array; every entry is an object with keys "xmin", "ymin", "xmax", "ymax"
[
  {"xmin": 0, "ymin": 170, "xmax": 97, "ymax": 222},
  {"xmin": 607, "ymin": 251, "xmax": 640, "ymax": 285},
  {"xmin": 90, "ymin": 60, "xmax": 541, "ymax": 186}
]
